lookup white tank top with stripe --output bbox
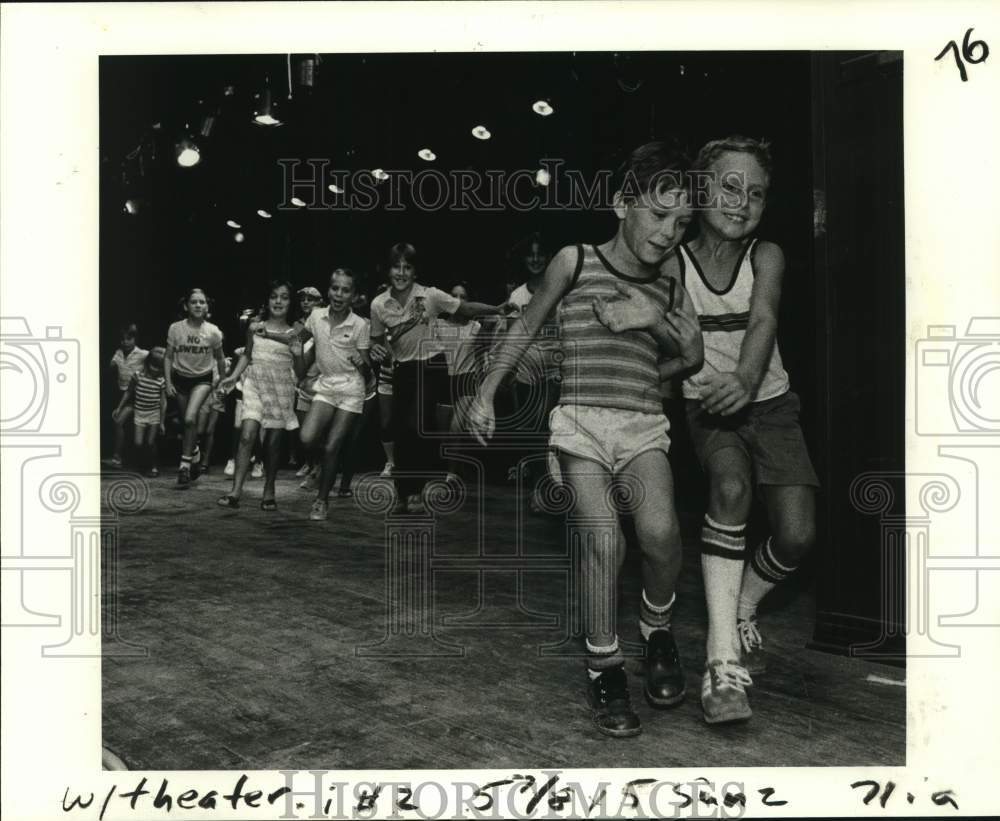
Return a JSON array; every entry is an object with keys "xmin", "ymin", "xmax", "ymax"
[{"xmin": 679, "ymin": 239, "xmax": 789, "ymax": 402}]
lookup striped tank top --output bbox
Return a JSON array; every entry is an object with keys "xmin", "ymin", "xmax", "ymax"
[
  {"xmin": 557, "ymin": 244, "xmax": 677, "ymax": 415},
  {"xmin": 132, "ymin": 372, "xmax": 165, "ymax": 414},
  {"xmin": 678, "ymin": 239, "xmax": 789, "ymax": 402}
]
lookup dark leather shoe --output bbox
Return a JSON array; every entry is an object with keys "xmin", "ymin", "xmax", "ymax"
[
  {"xmin": 586, "ymin": 665, "xmax": 641, "ymax": 737},
  {"xmin": 644, "ymin": 629, "xmax": 686, "ymax": 708}
]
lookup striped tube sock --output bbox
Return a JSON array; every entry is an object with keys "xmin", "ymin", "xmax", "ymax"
[
  {"xmin": 179, "ymin": 455, "xmax": 192, "ymax": 470},
  {"xmin": 738, "ymin": 537, "xmax": 797, "ymax": 620},
  {"xmin": 586, "ymin": 637, "xmax": 624, "ymax": 680},
  {"xmin": 639, "ymin": 590, "xmax": 676, "ymax": 640},
  {"xmin": 701, "ymin": 514, "xmax": 746, "ymax": 660}
]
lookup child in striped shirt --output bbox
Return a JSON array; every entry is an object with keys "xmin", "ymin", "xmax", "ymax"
[
  {"xmin": 113, "ymin": 347, "xmax": 167, "ymax": 476},
  {"xmin": 470, "ymin": 141, "xmax": 704, "ymax": 738}
]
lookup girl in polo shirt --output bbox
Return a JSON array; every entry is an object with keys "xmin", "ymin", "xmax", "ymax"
[
  {"xmin": 164, "ymin": 288, "xmax": 227, "ymax": 488},
  {"xmin": 369, "ymin": 243, "xmax": 507, "ymax": 514},
  {"xmin": 297, "ymin": 268, "xmax": 373, "ymax": 521}
]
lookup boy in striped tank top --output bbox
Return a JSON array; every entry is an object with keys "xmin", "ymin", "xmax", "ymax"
[
  {"xmin": 681, "ymin": 137, "xmax": 818, "ymax": 724},
  {"xmin": 471, "ymin": 141, "xmax": 704, "ymax": 737},
  {"xmin": 112, "ymin": 347, "xmax": 167, "ymax": 476}
]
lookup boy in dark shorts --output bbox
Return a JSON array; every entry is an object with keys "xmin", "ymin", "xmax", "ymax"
[
  {"xmin": 470, "ymin": 141, "xmax": 703, "ymax": 737},
  {"xmin": 680, "ymin": 136, "xmax": 818, "ymax": 724}
]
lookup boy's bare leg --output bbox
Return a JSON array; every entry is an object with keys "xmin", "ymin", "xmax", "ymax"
[
  {"xmin": 736, "ymin": 485, "xmax": 816, "ymax": 670},
  {"xmin": 618, "ymin": 449, "xmax": 686, "ymax": 707},
  {"xmin": 560, "ymin": 452, "xmax": 639, "ymax": 737}
]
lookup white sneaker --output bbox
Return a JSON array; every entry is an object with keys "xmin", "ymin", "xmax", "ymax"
[
  {"xmin": 224, "ymin": 459, "xmax": 235, "ymax": 477},
  {"xmin": 380, "ymin": 461, "xmax": 394, "ymax": 477},
  {"xmin": 251, "ymin": 461, "xmax": 264, "ymax": 479},
  {"xmin": 299, "ymin": 468, "xmax": 319, "ymax": 491},
  {"xmin": 295, "ymin": 463, "xmax": 312, "ymax": 478}
]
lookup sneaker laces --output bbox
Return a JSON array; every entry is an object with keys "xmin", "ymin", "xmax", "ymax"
[
  {"xmin": 711, "ymin": 661, "xmax": 753, "ymax": 691},
  {"xmin": 737, "ymin": 619, "xmax": 763, "ymax": 654}
]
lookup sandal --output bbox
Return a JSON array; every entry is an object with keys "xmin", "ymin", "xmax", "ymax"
[
  {"xmin": 260, "ymin": 498, "xmax": 277, "ymax": 511},
  {"xmin": 217, "ymin": 495, "xmax": 240, "ymax": 509}
]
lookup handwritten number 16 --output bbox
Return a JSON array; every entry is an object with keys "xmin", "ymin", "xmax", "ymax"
[{"xmin": 935, "ymin": 28, "xmax": 989, "ymax": 81}]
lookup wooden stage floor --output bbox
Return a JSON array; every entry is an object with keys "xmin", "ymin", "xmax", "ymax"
[{"xmin": 102, "ymin": 470, "xmax": 905, "ymax": 770}]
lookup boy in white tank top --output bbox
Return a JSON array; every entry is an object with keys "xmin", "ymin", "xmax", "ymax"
[{"xmin": 681, "ymin": 136, "xmax": 818, "ymax": 724}]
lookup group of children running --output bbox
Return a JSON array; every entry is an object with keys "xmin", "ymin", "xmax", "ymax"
[{"xmin": 108, "ymin": 134, "xmax": 817, "ymax": 736}]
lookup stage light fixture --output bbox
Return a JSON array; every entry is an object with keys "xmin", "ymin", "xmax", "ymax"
[
  {"xmin": 532, "ymin": 100, "xmax": 554, "ymax": 117},
  {"xmin": 226, "ymin": 219, "xmax": 242, "ymax": 229},
  {"xmin": 418, "ymin": 148, "xmax": 436, "ymax": 162},
  {"xmin": 175, "ymin": 137, "xmax": 201, "ymax": 168},
  {"xmin": 371, "ymin": 169, "xmax": 389, "ymax": 182},
  {"xmin": 257, "ymin": 209, "xmax": 272, "ymax": 219},
  {"xmin": 535, "ymin": 168, "xmax": 551, "ymax": 187},
  {"xmin": 290, "ymin": 197, "xmax": 306, "ymax": 207},
  {"xmin": 252, "ymin": 85, "xmax": 283, "ymax": 127},
  {"xmin": 471, "ymin": 126, "xmax": 491, "ymax": 140},
  {"xmin": 328, "ymin": 183, "xmax": 344, "ymax": 194},
  {"xmin": 234, "ymin": 232, "xmax": 245, "ymax": 243},
  {"xmin": 123, "ymin": 198, "xmax": 142, "ymax": 215},
  {"xmin": 199, "ymin": 110, "xmax": 218, "ymax": 138}
]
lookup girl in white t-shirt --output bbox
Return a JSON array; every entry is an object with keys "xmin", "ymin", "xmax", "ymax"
[{"xmin": 164, "ymin": 288, "xmax": 227, "ymax": 487}]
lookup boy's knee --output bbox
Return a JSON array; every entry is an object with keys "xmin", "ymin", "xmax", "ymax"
[
  {"xmin": 637, "ymin": 517, "xmax": 681, "ymax": 557},
  {"xmin": 712, "ymin": 473, "xmax": 751, "ymax": 513},
  {"xmin": 774, "ymin": 521, "xmax": 815, "ymax": 563},
  {"xmin": 238, "ymin": 430, "xmax": 257, "ymax": 448}
]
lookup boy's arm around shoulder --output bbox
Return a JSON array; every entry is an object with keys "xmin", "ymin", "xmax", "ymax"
[{"xmin": 736, "ymin": 240, "xmax": 784, "ymax": 392}]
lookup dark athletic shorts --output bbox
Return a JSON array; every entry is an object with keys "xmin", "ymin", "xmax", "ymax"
[
  {"xmin": 171, "ymin": 370, "xmax": 214, "ymax": 395},
  {"xmin": 685, "ymin": 390, "xmax": 819, "ymax": 488}
]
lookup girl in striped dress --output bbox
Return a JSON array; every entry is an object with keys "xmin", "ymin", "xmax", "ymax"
[
  {"xmin": 216, "ymin": 281, "xmax": 305, "ymax": 510},
  {"xmin": 113, "ymin": 347, "xmax": 167, "ymax": 476}
]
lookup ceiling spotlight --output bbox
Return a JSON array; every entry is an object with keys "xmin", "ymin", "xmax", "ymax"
[
  {"xmin": 471, "ymin": 126, "xmax": 491, "ymax": 141},
  {"xmin": 223, "ymin": 84, "xmax": 235, "ymax": 97},
  {"xmin": 234, "ymin": 231, "xmax": 245, "ymax": 243},
  {"xmin": 199, "ymin": 109, "xmax": 219, "ymax": 138},
  {"xmin": 328, "ymin": 183, "xmax": 344, "ymax": 194},
  {"xmin": 252, "ymin": 86, "xmax": 283, "ymax": 127},
  {"xmin": 257, "ymin": 209, "xmax": 272, "ymax": 219},
  {"xmin": 123, "ymin": 198, "xmax": 142, "ymax": 215},
  {"xmin": 417, "ymin": 148, "xmax": 436, "ymax": 162},
  {"xmin": 535, "ymin": 168, "xmax": 551, "ymax": 187},
  {"xmin": 371, "ymin": 169, "xmax": 389, "ymax": 182},
  {"xmin": 290, "ymin": 197, "xmax": 306, "ymax": 207},
  {"xmin": 175, "ymin": 137, "xmax": 201, "ymax": 168},
  {"xmin": 226, "ymin": 219, "xmax": 242, "ymax": 229},
  {"xmin": 532, "ymin": 100, "xmax": 554, "ymax": 117}
]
